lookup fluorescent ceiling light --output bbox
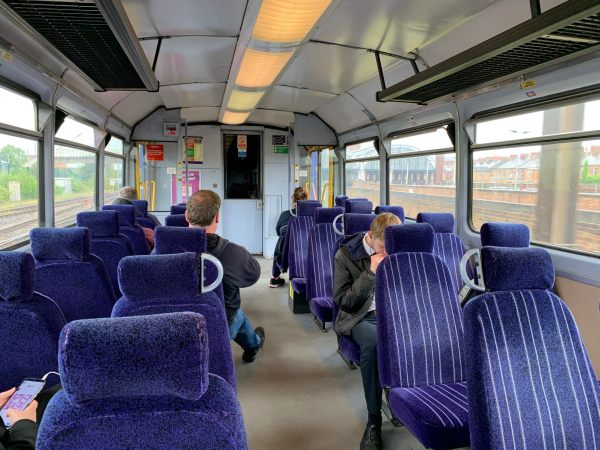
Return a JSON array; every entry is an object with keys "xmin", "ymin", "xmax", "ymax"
[
  {"xmin": 236, "ymin": 49, "xmax": 293, "ymax": 88},
  {"xmin": 227, "ymin": 89, "xmax": 266, "ymax": 111},
  {"xmin": 222, "ymin": 111, "xmax": 251, "ymax": 125},
  {"xmin": 252, "ymin": 0, "xmax": 333, "ymax": 43}
]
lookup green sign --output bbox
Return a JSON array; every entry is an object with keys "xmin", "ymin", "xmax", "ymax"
[{"xmin": 274, "ymin": 145, "xmax": 288, "ymax": 154}]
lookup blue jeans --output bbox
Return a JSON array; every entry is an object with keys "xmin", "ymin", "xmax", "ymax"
[{"xmin": 229, "ymin": 309, "xmax": 261, "ymax": 350}]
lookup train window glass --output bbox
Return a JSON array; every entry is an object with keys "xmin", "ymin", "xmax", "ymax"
[
  {"xmin": 472, "ymin": 98, "xmax": 600, "ymax": 144},
  {"xmin": 223, "ymin": 134, "xmax": 261, "ymax": 199},
  {"xmin": 0, "ymin": 86, "xmax": 36, "ymax": 131},
  {"xmin": 390, "ymin": 127, "xmax": 453, "ymax": 154},
  {"xmin": 345, "ymin": 140, "xmax": 378, "ymax": 160},
  {"xmin": 345, "ymin": 160, "xmax": 380, "ymax": 205},
  {"xmin": 319, "ymin": 148, "xmax": 337, "ymax": 207},
  {"xmin": 0, "ymin": 134, "xmax": 39, "ymax": 249},
  {"xmin": 297, "ymin": 148, "xmax": 310, "ymax": 198},
  {"xmin": 105, "ymin": 136, "xmax": 124, "ymax": 155},
  {"xmin": 56, "ymin": 117, "xmax": 105, "ymax": 148},
  {"xmin": 104, "ymin": 155, "xmax": 124, "ymax": 204},
  {"xmin": 54, "ymin": 146, "xmax": 96, "ymax": 227}
]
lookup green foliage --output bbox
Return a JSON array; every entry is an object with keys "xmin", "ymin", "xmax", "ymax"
[
  {"xmin": 581, "ymin": 159, "xmax": 600, "ymax": 184},
  {"xmin": 0, "ymin": 145, "xmax": 28, "ymax": 171}
]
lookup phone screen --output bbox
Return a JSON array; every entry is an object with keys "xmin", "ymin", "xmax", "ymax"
[{"xmin": 0, "ymin": 379, "xmax": 45, "ymax": 428}]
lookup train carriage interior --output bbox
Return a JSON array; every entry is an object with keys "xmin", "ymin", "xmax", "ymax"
[{"xmin": 0, "ymin": 0, "xmax": 600, "ymax": 448}]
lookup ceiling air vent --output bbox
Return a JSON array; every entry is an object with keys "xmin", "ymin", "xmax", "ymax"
[
  {"xmin": 377, "ymin": 0, "xmax": 600, "ymax": 104},
  {"xmin": 1, "ymin": 0, "xmax": 158, "ymax": 91}
]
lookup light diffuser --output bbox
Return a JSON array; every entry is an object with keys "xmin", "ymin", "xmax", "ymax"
[
  {"xmin": 222, "ymin": 110, "xmax": 251, "ymax": 125},
  {"xmin": 235, "ymin": 49, "xmax": 293, "ymax": 88}
]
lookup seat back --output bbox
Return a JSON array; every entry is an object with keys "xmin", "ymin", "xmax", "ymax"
[
  {"xmin": 480, "ymin": 222, "xmax": 530, "ymax": 247},
  {"xmin": 307, "ymin": 207, "xmax": 344, "ymax": 302},
  {"xmin": 165, "ymin": 214, "xmax": 189, "ymax": 227},
  {"xmin": 77, "ymin": 210, "xmax": 135, "ymax": 297},
  {"xmin": 417, "ymin": 212, "xmax": 467, "ymax": 293},
  {"xmin": 345, "ymin": 199, "xmax": 373, "ymax": 214},
  {"xmin": 375, "ymin": 205, "xmax": 405, "ymax": 223},
  {"xmin": 30, "ymin": 228, "xmax": 115, "ymax": 322},
  {"xmin": 131, "ymin": 200, "xmax": 155, "ymax": 229},
  {"xmin": 102, "ymin": 204, "xmax": 149, "ymax": 255},
  {"xmin": 0, "ymin": 252, "xmax": 66, "ymax": 391},
  {"xmin": 170, "ymin": 205, "xmax": 187, "ymax": 215},
  {"xmin": 464, "ymin": 246, "xmax": 600, "ymax": 449},
  {"xmin": 36, "ymin": 312, "xmax": 247, "ymax": 450},
  {"xmin": 112, "ymin": 252, "xmax": 234, "ymax": 388},
  {"xmin": 334, "ymin": 195, "xmax": 348, "ymax": 208},
  {"xmin": 376, "ymin": 223, "xmax": 464, "ymax": 389},
  {"xmin": 285, "ymin": 200, "xmax": 322, "ymax": 279}
]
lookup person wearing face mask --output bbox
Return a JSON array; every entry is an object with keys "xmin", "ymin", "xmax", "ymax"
[{"xmin": 333, "ymin": 212, "xmax": 402, "ymax": 450}]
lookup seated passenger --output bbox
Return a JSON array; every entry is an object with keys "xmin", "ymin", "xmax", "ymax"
[
  {"xmin": 185, "ymin": 190, "xmax": 265, "ymax": 363},
  {"xmin": 112, "ymin": 186, "xmax": 161, "ymax": 227},
  {"xmin": 333, "ymin": 212, "xmax": 402, "ymax": 450},
  {"xmin": 269, "ymin": 186, "xmax": 308, "ymax": 288}
]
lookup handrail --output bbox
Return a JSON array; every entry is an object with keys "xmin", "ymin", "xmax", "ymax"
[{"xmin": 200, "ymin": 253, "xmax": 224, "ymax": 294}]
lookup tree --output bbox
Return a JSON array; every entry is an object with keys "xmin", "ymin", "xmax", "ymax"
[{"xmin": 0, "ymin": 145, "xmax": 28, "ymax": 173}]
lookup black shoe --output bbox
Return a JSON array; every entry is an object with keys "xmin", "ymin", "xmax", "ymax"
[
  {"xmin": 360, "ymin": 423, "xmax": 382, "ymax": 450},
  {"xmin": 269, "ymin": 276, "xmax": 285, "ymax": 288},
  {"xmin": 242, "ymin": 327, "xmax": 265, "ymax": 363}
]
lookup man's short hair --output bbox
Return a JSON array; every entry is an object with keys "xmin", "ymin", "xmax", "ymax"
[
  {"xmin": 187, "ymin": 190, "xmax": 221, "ymax": 227},
  {"xmin": 370, "ymin": 213, "xmax": 402, "ymax": 240},
  {"xmin": 119, "ymin": 186, "xmax": 138, "ymax": 201}
]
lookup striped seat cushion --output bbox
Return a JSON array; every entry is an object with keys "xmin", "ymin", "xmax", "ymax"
[
  {"xmin": 307, "ymin": 222, "xmax": 339, "ymax": 322},
  {"xmin": 433, "ymin": 233, "xmax": 467, "ymax": 294},
  {"xmin": 389, "ymin": 382, "xmax": 469, "ymax": 449},
  {"xmin": 288, "ymin": 216, "xmax": 314, "ymax": 279},
  {"xmin": 338, "ymin": 335, "xmax": 361, "ymax": 366},
  {"xmin": 309, "ymin": 297, "xmax": 334, "ymax": 323}
]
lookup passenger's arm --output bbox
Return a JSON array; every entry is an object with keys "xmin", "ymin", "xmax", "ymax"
[
  {"xmin": 222, "ymin": 243, "xmax": 261, "ymax": 288},
  {"xmin": 333, "ymin": 250, "xmax": 375, "ymax": 313},
  {"xmin": 1, "ymin": 420, "xmax": 38, "ymax": 450}
]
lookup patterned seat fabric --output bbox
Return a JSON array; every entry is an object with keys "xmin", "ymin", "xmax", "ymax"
[
  {"xmin": 165, "ymin": 214, "xmax": 189, "ymax": 227},
  {"xmin": 131, "ymin": 200, "xmax": 155, "ymax": 229},
  {"xmin": 307, "ymin": 207, "xmax": 345, "ymax": 324},
  {"xmin": 36, "ymin": 313, "xmax": 248, "ymax": 450},
  {"xmin": 480, "ymin": 222, "xmax": 530, "ymax": 247},
  {"xmin": 345, "ymin": 199, "xmax": 373, "ymax": 214},
  {"xmin": 375, "ymin": 205, "xmax": 405, "ymax": 223},
  {"xmin": 417, "ymin": 212, "xmax": 468, "ymax": 294},
  {"xmin": 0, "ymin": 252, "xmax": 66, "ymax": 391},
  {"xmin": 170, "ymin": 205, "xmax": 187, "ymax": 215},
  {"xmin": 112, "ymin": 252, "xmax": 234, "ymax": 389},
  {"xmin": 376, "ymin": 223, "xmax": 469, "ymax": 449},
  {"xmin": 464, "ymin": 246, "xmax": 600, "ymax": 450},
  {"xmin": 77, "ymin": 210, "xmax": 135, "ymax": 298},
  {"xmin": 102, "ymin": 204, "xmax": 149, "ymax": 255},
  {"xmin": 30, "ymin": 227, "xmax": 115, "ymax": 322},
  {"xmin": 334, "ymin": 195, "xmax": 348, "ymax": 208}
]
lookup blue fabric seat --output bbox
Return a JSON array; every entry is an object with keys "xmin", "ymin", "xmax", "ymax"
[
  {"xmin": 0, "ymin": 252, "xmax": 66, "ymax": 391},
  {"xmin": 376, "ymin": 223, "xmax": 469, "ymax": 449},
  {"xmin": 334, "ymin": 195, "xmax": 348, "ymax": 208},
  {"xmin": 417, "ymin": 212, "xmax": 468, "ymax": 294},
  {"xmin": 165, "ymin": 214, "xmax": 189, "ymax": 227},
  {"xmin": 30, "ymin": 228, "xmax": 115, "ymax": 322},
  {"xmin": 345, "ymin": 199, "xmax": 373, "ymax": 214},
  {"xmin": 76, "ymin": 210, "xmax": 135, "ymax": 298},
  {"xmin": 480, "ymin": 222, "xmax": 530, "ymax": 247},
  {"xmin": 112, "ymin": 252, "xmax": 234, "ymax": 389},
  {"xmin": 102, "ymin": 204, "xmax": 149, "ymax": 255},
  {"xmin": 375, "ymin": 205, "xmax": 405, "ymax": 223},
  {"xmin": 131, "ymin": 200, "xmax": 155, "ymax": 229},
  {"xmin": 464, "ymin": 246, "xmax": 600, "ymax": 449},
  {"xmin": 307, "ymin": 206, "xmax": 344, "ymax": 329},
  {"xmin": 170, "ymin": 205, "xmax": 187, "ymax": 215},
  {"xmin": 36, "ymin": 312, "xmax": 248, "ymax": 449}
]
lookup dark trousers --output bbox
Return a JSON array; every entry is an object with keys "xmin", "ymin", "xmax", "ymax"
[
  {"xmin": 272, "ymin": 260, "xmax": 281, "ymax": 278},
  {"xmin": 351, "ymin": 312, "xmax": 382, "ymax": 425}
]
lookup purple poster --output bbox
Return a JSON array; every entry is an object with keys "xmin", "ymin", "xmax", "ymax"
[{"xmin": 171, "ymin": 170, "xmax": 201, "ymax": 205}]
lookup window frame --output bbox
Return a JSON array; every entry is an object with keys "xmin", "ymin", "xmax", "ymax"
[
  {"xmin": 343, "ymin": 137, "xmax": 380, "ymax": 200},
  {"xmin": 103, "ymin": 134, "xmax": 127, "ymax": 205}
]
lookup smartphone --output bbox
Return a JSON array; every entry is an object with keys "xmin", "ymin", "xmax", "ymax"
[{"xmin": 0, "ymin": 378, "xmax": 45, "ymax": 428}]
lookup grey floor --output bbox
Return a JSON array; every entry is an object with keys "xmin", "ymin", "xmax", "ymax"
[{"xmin": 231, "ymin": 257, "xmax": 434, "ymax": 450}]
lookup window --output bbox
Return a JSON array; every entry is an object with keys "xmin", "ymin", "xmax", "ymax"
[
  {"xmin": 0, "ymin": 85, "xmax": 36, "ymax": 131},
  {"xmin": 56, "ymin": 116, "xmax": 105, "ymax": 148},
  {"xmin": 319, "ymin": 148, "xmax": 339, "ymax": 207},
  {"xmin": 388, "ymin": 125, "xmax": 455, "ymax": 218},
  {"xmin": 345, "ymin": 139, "xmax": 380, "ymax": 205},
  {"xmin": 105, "ymin": 136, "xmax": 124, "ymax": 155},
  {"xmin": 297, "ymin": 148, "xmax": 310, "ymax": 198},
  {"xmin": 470, "ymin": 98, "xmax": 600, "ymax": 257},
  {"xmin": 54, "ymin": 146, "xmax": 96, "ymax": 227},
  {"xmin": 104, "ymin": 155, "xmax": 124, "ymax": 204},
  {"xmin": 0, "ymin": 134, "xmax": 39, "ymax": 249},
  {"xmin": 345, "ymin": 139, "xmax": 378, "ymax": 160},
  {"xmin": 223, "ymin": 134, "xmax": 261, "ymax": 199}
]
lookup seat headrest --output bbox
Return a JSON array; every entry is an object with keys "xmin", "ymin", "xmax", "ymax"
[
  {"xmin": 76, "ymin": 211, "xmax": 119, "ymax": 238},
  {"xmin": 346, "ymin": 199, "xmax": 373, "ymax": 214},
  {"xmin": 118, "ymin": 252, "xmax": 199, "ymax": 302},
  {"xmin": 0, "ymin": 252, "xmax": 34, "ymax": 302},
  {"xmin": 59, "ymin": 312, "xmax": 209, "ymax": 405},
  {"xmin": 170, "ymin": 205, "xmax": 187, "ymax": 215},
  {"xmin": 334, "ymin": 195, "xmax": 348, "ymax": 208},
  {"xmin": 315, "ymin": 207, "xmax": 344, "ymax": 224},
  {"xmin": 385, "ymin": 223, "xmax": 434, "ymax": 254},
  {"xmin": 102, "ymin": 205, "xmax": 136, "ymax": 226},
  {"xmin": 344, "ymin": 213, "xmax": 375, "ymax": 235},
  {"xmin": 154, "ymin": 226, "xmax": 207, "ymax": 255},
  {"xmin": 480, "ymin": 222, "xmax": 530, "ymax": 248},
  {"xmin": 130, "ymin": 200, "xmax": 148, "ymax": 217},
  {"xmin": 165, "ymin": 214, "xmax": 189, "ymax": 227},
  {"xmin": 30, "ymin": 228, "xmax": 91, "ymax": 262},
  {"xmin": 481, "ymin": 247, "xmax": 554, "ymax": 291},
  {"xmin": 297, "ymin": 201, "xmax": 322, "ymax": 217},
  {"xmin": 416, "ymin": 212, "xmax": 455, "ymax": 233},
  {"xmin": 375, "ymin": 206, "xmax": 405, "ymax": 223}
]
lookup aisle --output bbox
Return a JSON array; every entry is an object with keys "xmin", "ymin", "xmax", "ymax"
[{"xmin": 231, "ymin": 257, "xmax": 428, "ymax": 450}]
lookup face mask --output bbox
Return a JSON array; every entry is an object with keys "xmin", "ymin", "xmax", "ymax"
[{"xmin": 365, "ymin": 235, "xmax": 375, "ymax": 256}]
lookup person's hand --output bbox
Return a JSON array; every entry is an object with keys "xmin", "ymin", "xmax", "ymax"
[
  {"xmin": 0, "ymin": 388, "xmax": 15, "ymax": 409},
  {"xmin": 6, "ymin": 400, "xmax": 38, "ymax": 425},
  {"xmin": 370, "ymin": 253, "xmax": 386, "ymax": 273}
]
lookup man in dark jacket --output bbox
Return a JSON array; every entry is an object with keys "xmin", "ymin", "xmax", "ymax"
[
  {"xmin": 185, "ymin": 190, "xmax": 265, "ymax": 363},
  {"xmin": 333, "ymin": 212, "xmax": 402, "ymax": 450}
]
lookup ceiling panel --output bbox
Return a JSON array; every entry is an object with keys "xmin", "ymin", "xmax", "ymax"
[
  {"xmin": 111, "ymin": 92, "xmax": 164, "ymax": 126},
  {"xmin": 160, "ymin": 83, "xmax": 225, "ymax": 109},
  {"xmin": 278, "ymin": 42, "xmax": 397, "ymax": 95},
  {"xmin": 143, "ymin": 37, "xmax": 237, "ymax": 85},
  {"xmin": 122, "ymin": 0, "xmax": 245, "ymax": 38},
  {"xmin": 248, "ymin": 109, "xmax": 294, "ymax": 128},
  {"xmin": 260, "ymin": 86, "xmax": 337, "ymax": 114},
  {"xmin": 181, "ymin": 107, "xmax": 220, "ymax": 122},
  {"xmin": 315, "ymin": 93, "xmax": 370, "ymax": 132},
  {"xmin": 314, "ymin": 0, "xmax": 498, "ymax": 56}
]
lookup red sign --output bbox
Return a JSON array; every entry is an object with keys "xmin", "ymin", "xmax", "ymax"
[
  {"xmin": 146, "ymin": 144, "xmax": 164, "ymax": 161},
  {"xmin": 237, "ymin": 135, "xmax": 247, "ymax": 150}
]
